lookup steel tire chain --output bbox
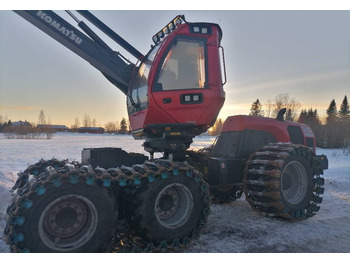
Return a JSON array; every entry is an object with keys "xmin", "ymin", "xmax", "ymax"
[
  {"xmin": 109, "ymin": 159, "xmax": 211, "ymax": 253},
  {"xmin": 243, "ymin": 143, "xmax": 324, "ymax": 220},
  {"xmin": 3, "ymin": 158, "xmax": 210, "ymax": 253},
  {"xmin": 11, "ymin": 158, "xmax": 79, "ymax": 192},
  {"xmin": 3, "ymin": 159, "xmax": 96, "ymax": 253}
]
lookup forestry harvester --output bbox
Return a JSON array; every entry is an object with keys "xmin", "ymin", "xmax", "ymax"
[{"xmin": 4, "ymin": 11, "xmax": 328, "ymax": 253}]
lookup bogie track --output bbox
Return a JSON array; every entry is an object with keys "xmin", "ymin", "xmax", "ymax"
[{"xmin": 4, "ymin": 158, "xmax": 210, "ymax": 253}]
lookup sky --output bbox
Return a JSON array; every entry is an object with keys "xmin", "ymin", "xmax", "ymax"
[{"xmin": 0, "ymin": 4, "xmax": 349, "ymax": 127}]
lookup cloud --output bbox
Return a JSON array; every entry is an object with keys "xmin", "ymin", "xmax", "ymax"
[
  {"xmin": 228, "ymin": 70, "xmax": 350, "ymax": 95},
  {"xmin": 0, "ymin": 105, "xmax": 39, "ymax": 111}
]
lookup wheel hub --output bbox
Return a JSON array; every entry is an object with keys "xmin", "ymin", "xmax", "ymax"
[
  {"xmin": 159, "ymin": 193, "xmax": 176, "ymax": 212},
  {"xmin": 282, "ymin": 173, "xmax": 292, "ymax": 191},
  {"xmin": 281, "ymin": 161, "xmax": 308, "ymax": 205},
  {"xmin": 39, "ymin": 195, "xmax": 98, "ymax": 251},
  {"xmin": 154, "ymin": 183, "xmax": 193, "ymax": 229},
  {"xmin": 156, "ymin": 188, "xmax": 179, "ymax": 220},
  {"xmin": 44, "ymin": 199, "xmax": 87, "ymax": 239}
]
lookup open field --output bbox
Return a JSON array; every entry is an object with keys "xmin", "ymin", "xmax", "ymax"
[{"xmin": 1, "ymin": 133, "xmax": 349, "ymax": 253}]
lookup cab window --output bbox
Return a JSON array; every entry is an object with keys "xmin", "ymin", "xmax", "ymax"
[
  {"xmin": 287, "ymin": 126, "xmax": 304, "ymax": 145},
  {"xmin": 127, "ymin": 45, "xmax": 159, "ymax": 114}
]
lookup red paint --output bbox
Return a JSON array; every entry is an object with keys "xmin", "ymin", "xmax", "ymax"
[{"xmin": 221, "ymin": 115, "xmax": 316, "ymax": 152}]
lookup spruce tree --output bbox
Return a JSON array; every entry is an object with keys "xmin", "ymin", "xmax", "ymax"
[
  {"xmin": 339, "ymin": 95, "xmax": 349, "ymax": 118},
  {"xmin": 326, "ymin": 99, "xmax": 337, "ymax": 117},
  {"xmin": 119, "ymin": 117, "xmax": 128, "ymax": 134},
  {"xmin": 285, "ymin": 108, "xmax": 293, "ymax": 121},
  {"xmin": 249, "ymin": 99, "xmax": 264, "ymax": 117},
  {"xmin": 298, "ymin": 109, "xmax": 307, "ymax": 123}
]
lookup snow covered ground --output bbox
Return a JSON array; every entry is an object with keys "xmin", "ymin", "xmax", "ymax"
[{"xmin": 0, "ymin": 133, "xmax": 349, "ymax": 253}]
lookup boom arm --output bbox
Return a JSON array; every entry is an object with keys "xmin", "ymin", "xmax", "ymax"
[{"xmin": 14, "ymin": 10, "xmax": 144, "ymax": 95}]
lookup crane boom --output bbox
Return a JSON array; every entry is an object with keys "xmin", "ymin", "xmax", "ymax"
[
  {"xmin": 14, "ymin": 10, "xmax": 142, "ymax": 95},
  {"xmin": 77, "ymin": 10, "xmax": 144, "ymax": 61}
]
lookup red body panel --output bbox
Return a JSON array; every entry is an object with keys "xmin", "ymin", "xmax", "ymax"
[
  {"xmin": 128, "ymin": 22, "xmax": 225, "ymax": 135},
  {"xmin": 221, "ymin": 115, "xmax": 316, "ymax": 151}
]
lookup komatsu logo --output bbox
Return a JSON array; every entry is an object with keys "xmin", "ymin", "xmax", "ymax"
[{"xmin": 36, "ymin": 11, "xmax": 82, "ymax": 45}]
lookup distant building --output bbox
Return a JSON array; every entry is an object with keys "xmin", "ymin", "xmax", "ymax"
[
  {"xmin": 11, "ymin": 121, "xmax": 32, "ymax": 127},
  {"xmin": 37, "ymin": 124, "xmax": 69, "ymax": 132},
  {"xmin": 77, "ymin": 127, "xmax": 105, "ymax": 134}
]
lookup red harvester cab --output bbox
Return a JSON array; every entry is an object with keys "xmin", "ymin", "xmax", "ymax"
[{"xmin": 127, "ymin": 16, "xmax": 225, "ymax": 154}]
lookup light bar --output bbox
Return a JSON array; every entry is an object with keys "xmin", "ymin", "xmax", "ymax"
[{"xmin": 152, "ymin": 15, "xmax": 186, "ymax": 44}]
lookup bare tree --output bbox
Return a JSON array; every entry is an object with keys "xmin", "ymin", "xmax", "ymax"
[
  {"xmin": 115, "ymin": 121, "xmax": 120, "ymax": 131},
  {"xmin": 71, "ymin": 117, "xmax": 80, "ymax": 130},
  {"xmin": 75, "ymin": 117, "xmax": 80, "ymax": 128},
  {"xmin": 83, "ymin": 114, "xmax": 91, "ymax": 127},
  {"xmin": 265, "ymin": 99, "xmax": 273, "ymax": 118},
  {"xmin": 38, "ymin": 110, "xmax": 46, "ymax": 124},
  {"xmin": 271, "ymin": 93, "xmax": 301, "ymax": 121},
  {"xmin": 0, "ymin": 115, "xmax": 5, "ymax": 124},
  {"xmin": 92, "ymin": 118, "xmax": 97, "ymax": 127},
  {"xmin": 104, "ymin": 121, "xmax": 117, "ymax": 133}
]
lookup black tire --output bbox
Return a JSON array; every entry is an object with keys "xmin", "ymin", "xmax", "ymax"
[
  {"xmin": 243, "ymin": 143, "xmax": 324, "ymax": 220},
  {"xmin": 124, "ymin": 161, "xmax": 210, "ymax": 246},
  {"xmin": 6, "ymin": 172, "xmax": 118, "ymax": 252},
  {"xmin": 210, "ymin": 185, "xmax": 243, "ymax": 203}
]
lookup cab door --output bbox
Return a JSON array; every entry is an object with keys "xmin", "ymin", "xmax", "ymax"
[{"xmin": 151, "ymin": 37, "xmax": 210, "ymax": 124}]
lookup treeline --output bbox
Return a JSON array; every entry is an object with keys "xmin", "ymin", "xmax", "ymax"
[
  {"xmin": 301, "ymin": 96, "xmax": 350, "ymax": 148},
  {"xmin": 1, "ymin": 110, "xmax": 131, "ymax": 136},
  {"xmin": 209, "ymin": 93, "xmax": 350, "ymax": 148},
  {"xmin": 0, "ymin": 118, "xmax": 54, "ymax": 139},
  {"xmin": 103, "ymin": 117, "xmax": 129, "ymax": 134},
  {"xmin": 69, "ymin": 114, "xmax": 129, "ymax": 134}
]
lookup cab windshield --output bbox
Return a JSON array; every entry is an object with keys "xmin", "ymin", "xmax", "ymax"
[{"xmin": 154, "ymin": 38, "xmax": 207, "ymax": 91}]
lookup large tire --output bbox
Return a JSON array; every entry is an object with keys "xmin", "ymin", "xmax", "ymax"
[
  {"xmin": 243, "ymin": 143, "xmax": 324, "ymax": 220},
  {"xmin": 5, "ymin": 168, "xmax": 118, "ymax": 252},
  {"xmin": 124, "ymin": 160, "xmax": 210, "ymax": 249},
  {"xmin": 210, "ymin": 185, "xmax": 243, "ymax": 203}
]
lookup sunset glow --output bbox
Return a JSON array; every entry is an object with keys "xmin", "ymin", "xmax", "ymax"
[{"xmin": 1, "ymin": 10, "xmax": 349, "ymax": 127}]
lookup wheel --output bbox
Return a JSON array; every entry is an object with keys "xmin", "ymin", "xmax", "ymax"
[
  {"xmin": 5, "ymin": 169, "xmax": 118, "ymax": 252},
  {"xmin": 243, "ymin": 143, "xmax": 324, "ymax": 220},
  {"xmin": 210, "ymin": 185, "xmax": 243, "ymax": 203},
  {"xmin": 124, "ymin": 160, "xmax": 210, "ymax": 248}
]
